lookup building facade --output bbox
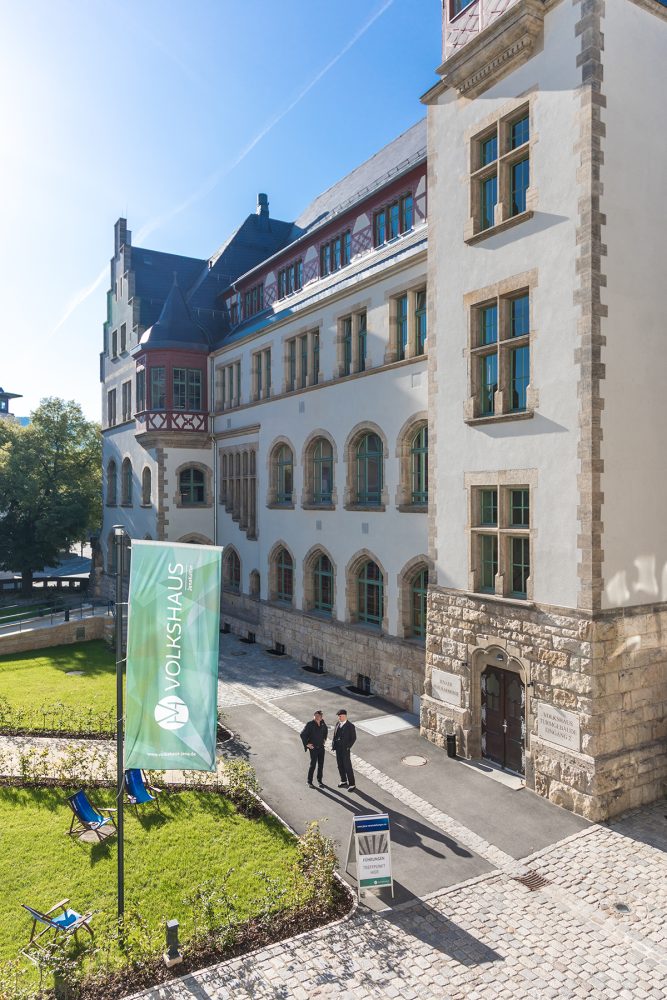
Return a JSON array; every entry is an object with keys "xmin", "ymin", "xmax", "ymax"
[
  {"xmin": 97, "ymin": 0, "xmax": 667, "ymax": 821},
  {"xmin": 421, "ymin": 0, "xmax": 667, "ymax": 819}
]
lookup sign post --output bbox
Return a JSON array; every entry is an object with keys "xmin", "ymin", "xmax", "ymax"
[
  {"xmin": 346, "ymin": 813, "xmax": 393, "ymax": 901},
  {"xmin": 113, "ymin": 526, "xmax": 126, "ymax": 924}
]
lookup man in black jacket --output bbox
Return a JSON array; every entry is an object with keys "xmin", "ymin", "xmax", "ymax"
[
  {"xmin": 332, "ymin": 708, "xmax": 357, "ymax": 791},
  {"xmin": 300, "ymin": 710, "xmax": 328, "ymax": 787}
]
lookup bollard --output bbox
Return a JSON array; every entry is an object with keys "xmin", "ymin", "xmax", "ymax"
[{"xmin": 164, "ymin": 918, "xmax": 183, "ymax": 967}]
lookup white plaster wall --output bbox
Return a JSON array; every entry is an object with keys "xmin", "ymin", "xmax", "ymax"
[
  {"xmin": 101, "ymin": 426, "xmax": 158, "ymax": 561},
  {"xmin": 162, "ymin": 445, "xmax": 215, "ymax": 543},
  {"xmin": 599, "ymin": 0, "xmax": 667, "ymax": 609},
  {"xmin": 429, "ymin": 0, "xmax": 583, "ymax": 608},
  {"xmin": 212, "ymin": 254, "xmax": 429, "ymax": 636}
]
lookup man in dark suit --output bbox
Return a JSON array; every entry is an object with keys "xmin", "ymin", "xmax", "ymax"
[
  {"xmin": 332, "ymin": 708, "xmax": 357, "ymax": 791},
  {"xmin": 300, "ymin": 710, "xmax": 328, "ymax": 787}
]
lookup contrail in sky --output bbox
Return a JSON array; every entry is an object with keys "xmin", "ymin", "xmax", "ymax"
[{"xmin": 50, "ymin": 0, "xmax": 395, "ymax": 335}]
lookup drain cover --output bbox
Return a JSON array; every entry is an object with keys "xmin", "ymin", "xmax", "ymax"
[
  {"xmin": 401, "ymin": 754, "xmax": 428, "ymax": 767},
  {"xmin": 513, "ymin": 871, "xmax": 550, "ymax": 892}
]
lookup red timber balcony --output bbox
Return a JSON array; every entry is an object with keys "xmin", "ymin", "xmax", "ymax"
[{"xmin": 135, "ymin": 408, "xmax": 209, "ymax": 447}]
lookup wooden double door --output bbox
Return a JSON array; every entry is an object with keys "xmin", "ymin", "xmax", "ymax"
[{"xmin": 481, "ymin": 665, "xmax": 525, "ymax": 775}]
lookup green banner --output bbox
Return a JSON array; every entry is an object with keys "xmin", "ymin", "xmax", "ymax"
[{"xmin": 125, "ymin": 540, "xmax": 222, "ymax": 772}]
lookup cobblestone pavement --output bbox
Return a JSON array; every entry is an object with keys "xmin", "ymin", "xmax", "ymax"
[{"xmin": 124, "ymin": 640, "xmax": 667, "ymax": 999}]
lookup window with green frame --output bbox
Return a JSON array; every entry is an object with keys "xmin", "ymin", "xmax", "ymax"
[
  {"xmin": 357, "ymin": 560, "xmax": 383, "ymax": 627},
  {"xmin": 314, "ymin": 554, "xmax": 333, "ymax": 614},
  {"xmin": 342, "ymin": 317, "xmax": 352, "ymax": 376},
  {"xmin": 357, "ymin": 312, "xmax": 367, "ymax": 373},
  {"xmin": 396, "ymin": 294, "xmax": 408, "ymax": 360},
  {"xmin": 479, "ymin": 535, "xmax": 498, "ymax": 593},
  {"xmin": 411, "ymin": 567, "xmax": 428, "ymax": 638},
  {"xmin": 480, "ymin": 488, "xmax": 497, "ymax": 526},
  {"xmin": 510, "ymin": 488, "xmax": 529, "ymax": 527},
  {"xmin": 121, "ymin": 459, "xmax": 133, "ymax": 505},
  {"xmin": 179, "ymin": 467, "xmax": 205, "ymax": 505},
  {"xmin": 149, "ymin": 367, "xmax": 166, "ymax": 409},
  {"xmin": 473, "ymin": 485, "xmax": 530, "ymax": 598},
  {"xmin": 275, "ymin": 445, "xmax": 293, "ymax": 503},
  {"xmin": 173, "ymin": 368, "xmax": 202, "ymax": 411},
  {"xmin": 275, "ymin": 547, "xmax": 293, "ymax": 603},
  {"xmin": 410, "ymin": 426, "xmax": 428, "ymax": 504},
  {"xmin": 415, "ymin": 289, "xmax": 427, "ymax": 354},
  {"xmin": 510, "ymin": 536, "xmax": 530, "ymax": 598},
  {"xmin": 312, "ymin": 438, "xmax": 333, "ymax": 504},
  {"xmin": 356, "ymin": 432, "xmax": 383, "ymax": 505}
]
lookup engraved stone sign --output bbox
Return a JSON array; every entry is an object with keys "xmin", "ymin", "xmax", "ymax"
[
  {"xmin": 430, "ymin": 668, "xmax": 462, "ymax": 707},
  {"xmin": 537, "ymin": 703, "xmax": 581, "ymax": 752}
]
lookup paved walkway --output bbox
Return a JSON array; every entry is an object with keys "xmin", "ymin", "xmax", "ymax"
[{"xmin": 128, "ymin": 636, "xmax": 667, "ymax": 998}]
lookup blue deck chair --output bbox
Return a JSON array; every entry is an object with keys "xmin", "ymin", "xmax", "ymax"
[
  {"xmin": 66, "ymin": 789, "xmax": 117, "ymax": 840},
  {"xmin": 21, "ymin": 899, "xmax": 94, "ymax": 962},
  {"xmin": 124, "ymin": 768, "xmax": 162, "ymax": 813}
]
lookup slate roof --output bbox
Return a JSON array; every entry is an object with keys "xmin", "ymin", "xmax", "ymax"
[
  {"xmin": 132, "ymin": 248, "xmax": 206, "ymax": 329},
  {"xmin": 139, "ymin": 279, "xmax": 210, "ymax": 352}
]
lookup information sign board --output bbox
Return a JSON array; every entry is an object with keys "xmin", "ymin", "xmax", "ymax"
[{"xmin": 346, "ymin": 813, "xmax": 394, "ymax": 899}]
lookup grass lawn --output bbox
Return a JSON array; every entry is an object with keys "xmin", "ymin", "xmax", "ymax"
[
  {"xmin": 0, "ymin": 787, "xmax": 307, "ymax": 971},
  {"xmin": 0, "ymin": 641, "xmax": 115, "ymax": 719}
]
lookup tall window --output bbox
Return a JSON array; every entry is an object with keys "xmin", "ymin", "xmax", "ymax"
[
  {"xmin": 107, "ymin": 389, "xmax": 117, "ymax": 427},
  {"xmin": 286, "ymin": 332, "xmax": 317, "ymax": 390},
  {"xmin": 357, "ymin": 561, "xmax": 383, "ymax": 627},
  {"xmin": 277, "ymin": 261, "xmax": 302, "ymax": 299},
  {"xmin": 136, "ymin": 369, "xmax": 146, "ymax": 412},
  {"xmin": 173, "ymin": 368, "xmax": 202, "ymax": 410},
  {"xmin": 121, "ymin": 458, "xmax": 132, "ymax": 505},
  {"xmin": 179, "ymin": 467, "xmax": 205, "ymax": 505},
  {"xmin": 253, "ymin": 348, "xmax": 271, "ymax": 401},
  {"xmin": 469, "ymin": 288, "xmax": 531, "ymax": 421},
  {"xmin": 356, "ymin": 433, "xmax": 383, "ymax": 505},
  {"xmin": 106, "ymin": 460, "xmax": 117, "ymax": 505},
  {"xmin": 313, "ymin": 439, "xmax": 334, "ymax": 504},
  {"xmin": 339, "ymin": 311, "xmax": 366, "ymax": 377},
  {"xmin": 415, "ymin": 290, "xmax": 427, "ymax": 355},
  {"xmin": 392, "ymin": 288, "xmax": 427, "ymax": 361},
  {"xmin": 150, "ymin": 367, "xmax": 166, "ymax": 409},
  {"xmin": 275, "ymin": 445, "xmax": 293, "ymax": 504},
  {"xmin": 411, "ymin": 568, "xmax": 428, "ymax": 638},
  {"xmin": 275, "ymin": 548, "xmax": 293, "ymax": 603},
  {"xmin": 342, "ymin": 317, "xmax": 352, "ymax": 376},
  {"xmin": 314, "ymin": 555, "xmax": 333, "ymax": 614},
  {"xmin": 397, "ymin": 294, "xmax": 408, "ymax": 361},
  {"xmin": 357, "ymin": 312, "xmax": 367, "ymax": 372},
  {"xmin": 471, "ymin": 484, "xmax": 531, "ymax": 599},
  {"xmin": 243, "ymin": 282, "xmax": 264, "ymax": 317},
  {"xmin": 469, "ymin": 105, "xmax": 531, "ymax": 240},
  {"xmin": 410, "ymin": 426, "xmax": 428, "ymax": 504},
  {"xmin": 320, "ymin": 231, "xmax": 351, "ymax": 276},
  {"xmin": 121, "ymin": 380, "xmax": 132, "ymax": 422},
  {"xmin": 224, "ymin": 550, "xmax": 241, "ymax": 593},
  {"xmin": 373, "ymin": 191, "xmax": 414, "ymax": 247},
  {"xmin": 288, "ymin": 339, "xmax": 297, "ymax": 391}
]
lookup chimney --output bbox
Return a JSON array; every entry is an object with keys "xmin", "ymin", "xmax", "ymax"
[
  {"xmin": 256, "ymin": 193, "xmax": 270, "ymax": 230},
  {"xmin": 114, "ymin": 217, "xmax": 131, "ymax": 254}
]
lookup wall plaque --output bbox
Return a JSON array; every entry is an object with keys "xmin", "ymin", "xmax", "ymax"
[
  {"xmin": 537, "ymin": 703, "xmax": 581, "ymax": 752},
  {"xmin": 430, "ymin": 668, "xmax": 462, "ymax": 707}
]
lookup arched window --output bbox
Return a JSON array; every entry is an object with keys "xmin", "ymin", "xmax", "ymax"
[
  {"xmin": 314, "ymin": 554, "xmax": 333, "ymax": 615},
  {"xmin": 180, "ymin": 467, "xmax": 205, "ymax": 505},
  {"xmin": 410, "ymin": 426, "xmax": 428, "ymax": 504},
  {"xmin": 106, "ymin": 460, "xmax": 117, "ymax": 506},
  {"xmin": 356, "ymin": 433, "xmax": 383, "ymax": 505},
  {"xmin": 411, "ymin": 567, "xmax": 428, "ymax": 637},
  {"xmin": 275, "ymin": 547, "xmax": 293, "ymax": 603},
  {"xmin": 121, "ymin": 458, "xmax": 132, "ymax": 505},
  {"xmin": 312, "ymin": 438, "xmax": 334, "ymax": 504},
  {"xmin": 357, "ymin": 560, "xmax": 383, "ymax": 627},
  {"xmin": 224, "ymin": 549, "xmax": 241, "ymax": 593},
  {"xmin": 141, "ymin": 467, "xmax": 152, "ymax": 506},
  {"xmin": 275, "ymin": 445, "xmax": 293, "ymax": 504}
]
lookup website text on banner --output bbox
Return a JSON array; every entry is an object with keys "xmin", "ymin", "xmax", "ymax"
[{"xmin": 125, "ymin": 540, "xmax": 223, "ymax": 771}]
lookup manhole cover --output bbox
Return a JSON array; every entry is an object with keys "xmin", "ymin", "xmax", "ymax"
[
  {"xmin": 65, "ymin": 670, "xmax": 85, "ymax": 676},
  {"xmin": 401, "ymin": 754, "xmax": 428, "ymax": 767}
]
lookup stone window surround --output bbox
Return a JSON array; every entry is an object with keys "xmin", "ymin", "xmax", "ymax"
[
  {"xmin": 300, "ymin": 429, "xmax": 338, "ymax": 510},
  {"xmin": 120, "ymin": 457, "xmax": 133, "ymax": 507},
  {"xmin": 463, "ymin": 269, "xmax": 539, "ymax": 426},
  {"xmin": 251, "ymin": 346, "xmax": 272, "ymax": 402},
  {"xmin": 268, "ymin": 540, "xmax": 295, "ymax": 607},
  {"xmin": 266, "ymin": 435, "xmax": 297, "ymax": 510},
  {"xmin": 333, "ymin": 295, "xmax": 372, "ymax": 377},
  {"xmin": 222, "ymin": 545, "xmax": 242, "ymax": 594},
  {"xmin": 302, "ymin": 544, "xmax": 337, "ymax": 617},
  {"xmin": 464, "ymin": 94, "xmax": 538, "ymax": 245},
  {"xmin": 219, "ymin": 445, "xmax": 257, "ymax": 538},
  {"xmin": 385, "ymin": 280, "xmax": 427, "ymax": 365},
  {"xmin": 173, "ymin": 461, "xmax": 213, "ymax": 509},
  {"xmin": 395, "ymin": 411, "xmax": 429, "ymax": 512},
  {"xmin": 396, "ymin": 554, "xmax": 432, "ymax": 641},
  {"xmin": 343, "ymin": 421, "xmax": 389, "ymax": 512},
  {"xmin": 176, "ymin": 532, "xmax": 214, "ymax": 545},
  {"xmin": 344, "ymin": 548, "xmax": 389, "ymax": 633},
  {"xmin": 215, "ymin": 358, "xmax": 242, "ymax": 411},
  {"xmin": 283, "ymin": 324, "xmax": 322, "ymax": 392},
  {"xmin": 465, "ymin": 468, "xmax": 537, "ymax": 602}
]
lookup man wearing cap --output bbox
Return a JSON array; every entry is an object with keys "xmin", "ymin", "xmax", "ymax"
[
  {"xmin": 332, "ymin": 708, "xmax": 357, "ymax": 791},
  {"xmin": 300, "ymin": 710, "xmax": 328, "ymax": 788}
]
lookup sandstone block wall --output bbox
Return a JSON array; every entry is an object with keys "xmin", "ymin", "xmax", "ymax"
[{"xmin": 0, "ymin": 617, "xmax": 112, "ymax": 657}]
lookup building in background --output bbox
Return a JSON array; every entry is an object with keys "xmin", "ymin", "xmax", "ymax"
[
  {"xmin": 98, "ymin": 121, "xmax": 429, "ymax": 711},
  {"xmin": 0, "ymin": 387, "xmax": 23, "ymax": 422},
  {"xmin": 421, "ymin": 0, "xmax": 666, "ymax": 819}
]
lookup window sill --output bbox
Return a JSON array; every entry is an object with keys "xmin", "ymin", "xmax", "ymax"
[
  {"xmin": 465, "ymin": 409, "xmax": 533, "ymax": 427},
  {"xmin": 120, "ymin": 501, "xmax": 133, "ymax": 508},
  {"xmin": 267, "ymin": 502, "xmax": 295, "ymax": 511},
  {"xmin": 465, "ymin": 210, "xmax": 533, "ymax": 246},
  {"xmin": 470, "ymin": 590, "xmax": 534, "ymax": 609},
  {"xmin": 344, "ymin": 504, "xmax": 386, "ymax": 513},
  {"xmin": 398, "ymin": 504, "xmax": 428, "ymax": 514},
  {"xmin": 302, "ymin": 502, "xmax": 335, "ymax": 511}
]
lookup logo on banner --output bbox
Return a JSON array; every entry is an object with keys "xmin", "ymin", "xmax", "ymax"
[{"xmin": 154, "ymin": 695, "xmax": 190, "ymax": 730}]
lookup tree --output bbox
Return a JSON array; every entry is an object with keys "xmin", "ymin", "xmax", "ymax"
[{"xmin": 0, "ymin": 398, "xmax": 101, "ymax": 594}]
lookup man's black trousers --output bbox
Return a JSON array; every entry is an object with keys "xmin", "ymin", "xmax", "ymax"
[
  {"xmin": 335, "ymin": 747, "xmax": 355, "ymax": 786},
  {"xmin": 308, "ymin": 746, "xmax": 325, "ymax": 784}
]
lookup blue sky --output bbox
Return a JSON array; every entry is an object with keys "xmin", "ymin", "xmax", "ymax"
[{"xmin": 0, "ymin": 0, "xmax": 440, "ymax": 421}]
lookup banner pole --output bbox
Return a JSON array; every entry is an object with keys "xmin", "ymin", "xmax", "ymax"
[{"xmin": 114, "ymin": 526, "xmax": 125, "ymax": 925}]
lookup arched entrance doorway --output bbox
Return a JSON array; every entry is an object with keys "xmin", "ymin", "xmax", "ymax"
[{"xmin": 481, "ymin": 665, "xmax": 525, "ymax": 775}]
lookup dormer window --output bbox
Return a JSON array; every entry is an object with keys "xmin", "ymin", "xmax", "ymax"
[
  {"xmin": 243, "ymin": 283, "xmax": 264, "ymax": 319},
  {"xmin": 373, "ymin": 192, "xmax": 414, "ymax": 248},
  {"xmin": 320, "ymin": 230, "xmax": 351, "ymax": 277},
  {"xmin": 277, "ymin": 260, "xmax": 303, "ymax": 299}
]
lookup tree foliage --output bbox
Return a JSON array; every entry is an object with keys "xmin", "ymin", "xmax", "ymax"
[{"xmin": 0, "ymin": 398, "xmax": 101, "ymax": 592}]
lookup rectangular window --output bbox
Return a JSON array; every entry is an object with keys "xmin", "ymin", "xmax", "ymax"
[
  {"xmin": 389, "ymin": 201, "xmax": 400, "ymax": 239},
  {"xmin": 510, "ymin": 536, "xmax": 530, "ymax": 598},
  {"xmin": 150, "ymin": 367, "xmax": 165, "ymax": 409},
  {"xmin": 401, "ymin": 194, "xmax": 414, "ymax": 233},
  {"xmin": 472, "ymin": 483, "xmax": 531, "ymax": 599},
  {"xmin": 480, "ymin": 535, "xmax": 498, "ymax": 593},
  {"xmin": 480, "ymin": 304, "xmax": 498, "ymax": 345},
  {"xmin": 264, "ymin": 348, "xmax": 272, "ymax": 396},
  {"xmin": 235, "ymin": 363, "xmax": 240, "ymax": 404},
  {"xmin": 373, "ymin": 210, "xmax": 386, "ymax": 247},
  {"xmin": 172, "ymin": 368, "xmax": 186, "ymax": 410},
  {"xmin": 243, "ymin": 282, "xmax": 264, "ymax": 317},
  {"xmin": 469, "ymin": 288, "xmax": 531, "ymax": 421},
  {"xmin": 288, "ymin": 339, "xmax": 297, "ymax": 391},
  {"xmin": 452, "ymin": 0, "xmax": 476, "ymax": 15},
  {"xmin": 511, "ymin": 114, "xmax": 529, "ymax": 149},
  {"xmin": 255, "ymin": 352, "xmax": 263, "ymax": 399},
  {"xmin": 470, "ymin": 105, "xmax": 531, "ymax": 239},
  {"xmin": 511, "ymin": 345, "xmax": 530, "ymax": 412},
  {"xmin": 320, "ymin": 244, "xmax": 331, "ymax": 277},
  {"xmin": 136, "ymin": 370, "xmax": 145, "ymax": 412},
  {"xmin": 480, "ymin": 489, "xmax": 497, "ymax": 526},
  {"xmin": 510, "ymin": 489, "xmax": 530, "ymax": 527},
  {"xmin": 481, "ymin": 175, "xmax": 497, "ymax": 231},
  {"xmin": 481, "ymin": 134, "xmax": 497, "ymax": 165},
  {"xmin": 480, "ymin": 354, "xmax": 497, "ymax": 416},
  {"xmin": 358, "ymin": 312, "xmax": 367, "ymax": 373},
  {"xmin": 342, "ymin": 317, "xmax": 352, "ymax": 376},
  {"xmin": 511, "ymin": 294, "xmax": 529, "ymax": 338},
  {"xmin": 415, "ymin": 289, "xmax": 427, "ymax": 355},
  {"xmin": 107, "ymin": 388, "xmax": 117, "ymax": 427},
  {"xmin": 111, "ymin": 330, "xmax": 118, "ymax": 357},
  {"xmin": 299, "ymin": 335, "xmax": 308, "ymax": 389},
  {"xmin": 511, "ymin": 158, "xmax": 529, "ymax": 216},
  {"xmin": 333, "ymin": 236, "xmax": 341, "ymax": 271},
  {"xmin": 343, "ymin": 231, "xmax": 351, "ymax": 265},
  {"xmin": 121, "ymin": 380, "xmax": 132, "ymax": 421},
  {"xmin": 397, "ymin": 294, "xmax": 408, "ymax": 361},
  {"xmin": 120, "ymin": 323, "xmax": 127, "ymax": 352},
  {"xmin": 313, "ymin": 332, "xmax": 320, "ymax": 386}
]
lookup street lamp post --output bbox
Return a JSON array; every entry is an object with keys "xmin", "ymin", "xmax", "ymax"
[{"xmin": 113, "ymin": 525, "xmax": 126, "ymax": 924}]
